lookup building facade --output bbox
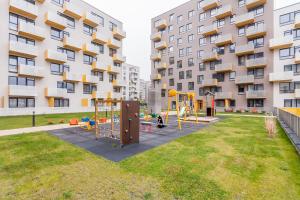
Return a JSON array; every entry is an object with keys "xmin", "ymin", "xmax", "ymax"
[
  {"xmin": 150, "ymin": 0, "xmax": 274, "ymax": 112},
  {"xmin": 140, "ymin": 79, "xmax": 150, "ymax": 104},
  {"xmin": 271, "ymin": 3, "xmax": 300, "ymax": 108},
  {"xmin": 122, "ymin": 63, "xmax": 140, "ymax": 100},
  {"xmin": 0, "ymin": 0, "xmax": 126, "ymax": 116}
]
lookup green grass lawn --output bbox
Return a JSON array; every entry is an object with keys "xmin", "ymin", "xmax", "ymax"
[{"xmin": 0, "ymin": 116, "xmax": 300, "ymax": 199}]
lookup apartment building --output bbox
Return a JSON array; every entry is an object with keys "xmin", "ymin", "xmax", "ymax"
[
  {"xmin": 271, "ymin": 3, "xmax": 300, "ymax": 108},
  {"xmin": 122, "ymin": 63, "xmax": 140, "ymax": 100},
  {"xmin": 140, "ymin": 79, "xmax": 150, "ymax": 104},
  {"xmin": 0, "ymin": 0, "xmax": 126, "ymax": 116},
  {"xmin": 150, "ymin": 0, "xmax": 274, "ymax": 112}
]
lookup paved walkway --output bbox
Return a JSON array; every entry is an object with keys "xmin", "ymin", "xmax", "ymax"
[
  {"xmin": 0, "ymin": 124, "xmax": 79, "ymax": 137},
  {"xmin": 217, "ymin": 113, "xmax": 267, "ymax": 118}
]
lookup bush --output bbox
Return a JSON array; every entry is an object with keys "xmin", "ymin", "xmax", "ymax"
[{"xmin": 47, "ymin": 120, "xmax": 54, "ymax": 125}]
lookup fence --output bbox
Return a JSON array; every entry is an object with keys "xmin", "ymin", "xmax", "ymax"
[{"xmin": 278, "ymin": 108, "xmax": 300, "ymax": 137}]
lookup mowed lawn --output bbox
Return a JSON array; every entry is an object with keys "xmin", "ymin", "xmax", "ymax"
[{"xmin": 0, "ymin": 116, "xmax": 300, "ymax": 199}]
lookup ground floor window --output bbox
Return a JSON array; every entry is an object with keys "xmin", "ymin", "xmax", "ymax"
[
  {"xmin": 284, "ymin": 99, "xmax": 300, "ymax": 107},
  {"xmin": 54, "ymin": 98, "xmax": 69, "ymax": 107},
  {"xmin": 216, "ymin": 100, "xmax": 225, "ymax": 107},
  {"xmin": 247, "ymin": 99, "xmax": 264, "ymax": 108},
  {"xmin": 9, "ymin": 98, "xmax": 35, "ymax": 108}
]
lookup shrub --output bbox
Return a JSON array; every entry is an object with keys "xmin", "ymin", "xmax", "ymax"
[{"xmin": 47, "ymin": 120, "xmax": 54, "ymax": 125}]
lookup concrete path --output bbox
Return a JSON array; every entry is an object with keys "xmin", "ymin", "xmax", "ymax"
[
  {"xmin": 217, "ymin": 113, "xmax": 267, "ymax": 118},
  {"xmin": 0, "ymin": 124, "xmax": 79, "ymax": 137}
]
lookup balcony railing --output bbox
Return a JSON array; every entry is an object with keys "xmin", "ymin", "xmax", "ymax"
[
  {"xmin": 45, "ymin": 12, "xmax": 67, "ymax": 30},
  {"xmin": 155, "ymin": 41, "xmax": 167, "ymax": 50},
  {"xmin": 246, "ymin": 90, "xmax": 266, "ymax": 99},
  {"xmin": 107, "ymin": 65, "xmax": 121, "ymax": 74},
  {"xmin": 202, "ymin": 52, "xmax": 219, "ymax": 62},
  {"xmin": 92, "ymin": 32, "xmax": 107, "ymax": 45},
  {"xmin": 92, "ymin": 91, "xmax": 106, "ymax": 99},
  {"xmin": 215, "ymin": 92, "xmax": 233, "ymax": 100},
  {"xmin": 82, "ymin": 75, "xmax": 99, "ymax": 84},
  {"xmin": 9, "ymin": 0, "xmax": 38, "ymax": 20},
  {"xmin": 45, "ymin": 88, "xmax": 67, "ymax": 98},
  {"xmin": 201, "ymin": 79, "xmax": 218, "ymax": 87},
  {"xmin": 202, "ymin": 24, "xmax": 219, "ymax": 36},
  {"xmin": 9, "ymin": 41, "xmax": 38, "ymax": 58},
  {"xmin": 269, "ymin": 72, "xmax": 294, "ymax": 82},
  {"xmin": 151, "ymin": 32, "xmax": 162, "ymax": 41},
  {"xmin": 8, "ymin": 85, "xmax": 37, "ymax": 97},
  {"xmin": 151, "ymin": 74, "xmax": 162, "ymax": 80},
  {"xmin": 235, "ymin": 43, "xmax": 255, "ymax": 56},
  {"xmin": 18, "ymin": 22, "xmax": 46, "ymax": 41},
  {"xmin": 155, "ymin": 19, "xmax": 167, "ymax": 30},
  {"xmin": 91, "ymin": 61, "xmax": 107, "ymax": 71},
  {"xmin": 82, "ymin": 12, "xmax": 99, "ymax": 27},
  {"xmin": 215, "ymin": 5, "xmax": 232, "ymax": 19},
  {"xmin": 113, "ymin": 27, "xmax": 126, "ymax": 40},
  {"xmin": 235, "ymin": 75, "xmax": 255, "ymax": 84},
  {"xmin": 150, "ymin": 52, "xmax": 162, "ymax": 61},
  {"xmin": 63, "ymin": 72, "xmax": 81, "ymax": 82},
  {"xmin": 82, "ymin": 43, "xmax": 99, "ymax": 56},
  {"xmin": 215, "ymin": 63, "xmax": 233, "ymax": 72},
  {"xmin": 234, "ymin": 12, "xmax": 255, "ymax": 27},
  {"xmin": 215, "ymin": 34, "xmax": 233, "ymax": 46},
  {"xmin": 156, "ymin": 63, "xmax": 167, "ymax": 70},
  {"xmin": 245, "ymin": 57, "xmax": 267, "ymax": 69},
  {"xmin": 295, "ymin": 52, "xmax": 300, "ymax": 64},
  {"xmin": 201, "ymin": 0, "xmax": 220, "ymax": 11},
  {"xmin": 246, "ymin": 0, "xmax": 267, "ymax": 10},
  {"xmin": 295, "ymin": 89, "xmax": 300, "ymax": 99},
  {"xmin": 246, "ymin": 25, "xmax": 267, "ymax": 39},
  {"xmin": 112, "ymin": 80, "xmax": 126, "ymax": 87},
  {"xmin": 269, "ymin": 36, "xmax": 294, "ymax": 50},
  {"xmin": 107, "ymin": 39, "xmax": 121, "ymax": 49},
  {"xmin": 63, "ymin": 2, "xmax": 82, "ymax": 20},
  {"xmin": 295, "ymin": 15, "xmax": 300, "ymax": 29},
  {"xmin": 44, "ymin": 50, "xmax": 67, "ymax": 64},
  {"xmin": 63, "ymin": 37, "xmax": 82, "ymax": 51},
  {"xmin": 112, "ymin": 55, "xmax": 126, "ymax": 63},
  {"xmin": 18, "ymin": 64, "xmax": 45, "ymax": 78}
]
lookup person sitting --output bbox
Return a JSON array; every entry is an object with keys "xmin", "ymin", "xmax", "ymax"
[{"xmin": 157, "ymin": 115, "xmax": 165, "ymax": 128}]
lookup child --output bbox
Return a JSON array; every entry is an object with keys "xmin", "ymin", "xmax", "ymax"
[{"xmin": 157, "ymin": 115, "xmax": 165, "ymax": 128}]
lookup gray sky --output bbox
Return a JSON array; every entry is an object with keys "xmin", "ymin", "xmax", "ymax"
[{"xmin": 84, "ymin": 0, "xmax": 300, "ymax": 80}]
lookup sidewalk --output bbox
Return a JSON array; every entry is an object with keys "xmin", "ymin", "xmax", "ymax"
[{"xmin": 0, "ymin": 124, "xmax": 79, "ymax": 137}]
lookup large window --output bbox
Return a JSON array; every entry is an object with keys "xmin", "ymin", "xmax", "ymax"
[
  {"xmin": 83, "ymin": 54, "xmax": 97, "ymax": 65},
  {"xmin": 50, "ymin": 63, "xmax": 69, "ymax": 75},
  {"xmin": 57, "ymin": 81, "xmax": 75, "ymax": 93},
  {"xmin": 247, "ymin": 99, "xmax": 264, "ymax": 108},
  {"xmin": 83, "ymin": 24, "xmax": 96, "ymax": 35},
  {"xmin": 9, "ymin": 34, "xmax": 35, "ymax": 45},
  {"xmin": 9, "ymin": 13, "xmax": 34, "ymax": 31},
  {"xmin": 280, "ymin": 11, "xmax": 300, "ymax": 25},
  {"xmin": 8, "ymin": 76, "xmax": 35, "ymax": 86},
  {"xmin": 279, "ymin": 82, "xmax": 300, "ymax": 93},
  {"xmin": 58, "ymin": 12, "xmax": 75, "ymax": 28},
  {"xmin": 57, "ymin": 47, "xmax": 75, "ymax": 61},
  {"xmin": 248, "ymin": 37, "xmax": 264, "ymax": 48},
  {"xmin": 54, "ymin": 98, "xmax": 69, "ymax": 107},
  {"xmin": 92, "ymin": 42, "xmax": 104, "ymax": 54},
  {"xmin": 91, "ymin": 12, "xmax": 105, "ymax": 26},
  {"xmin": 51, "ymin": 27, "xmax": 69, "ymax": 41},
  {"xmin": 247, "ymin": 68, "xmax": 264, "ymax": 79},
  {"xmin": 83, "ymin": 84, "xmax": 97, "ymax": 94},
  {"xmin": 188, "ymin": 82, "xmax": 194, "ymax": 90},
  {"xmin": 9, "ymin": 56, "xmax": 35, "ymax": 73},
  {"xmin": 9, "ymin": 98, "xmax": 35, "ymax": 108},
  {"xmin": 279, "ymin": 47, "xmax": 295, "ymax": 59},
  {"xmin": 284, "ymin": 99, "xmax": 300, "ymax": 107},
  {"xmin": 284, "ymin": 64, "xmax": 300, "ymax": 74}
]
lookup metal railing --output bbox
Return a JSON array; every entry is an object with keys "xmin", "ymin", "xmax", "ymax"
[{"xmin": 278, "ymin": 109, "xmax": 300, "ymax": 137}]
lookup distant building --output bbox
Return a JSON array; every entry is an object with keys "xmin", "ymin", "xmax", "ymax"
[
  {"xmin": 140, "ymin": 79, "xmax": 151, "ymax": 104},
  {"xmin": 122, "ymin": 63, "xmax": 140, "ymax": 100}
]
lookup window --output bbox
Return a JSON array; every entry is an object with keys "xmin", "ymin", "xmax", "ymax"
[
  {"xmin": 179, "ymin": 49, "xmax": 184, "ymax": 57},
  {"xmin": 214, "ymin": 19, "xmax": 225, "ymax": 28},
  {"xmin": 177, "ymin": 60, "xmax": 183, "ymax": 68},
  {"xmin": 57, "ymin": 47, "xmax": 75, "ymax": 61},
  {"xmin": 247, "ymin": 99, "xmax": 264, "ymax": 108},
  {"xmin": 217, "ymin": 46, "xmax": 225, "ymax": 55},
  {"xmin": 169, "ymin": 57, "xmax": 175, "ymax": 65},
  {"xmin": 9, "ymin": 13, "xmax": 34, "ymax": 31},
  {"xmin": 9, "ymin": 56, "xmax": 35, "ymax": 73},
  {"xmin": 198, "ymin": 50, "xmax": 204, "ymax": 58},
  {"xmin": 91, "ymin": 12, "xmax": 105, "ymax": 27},
  {"xmin": 248, "ymin": 37, "xmax": 264, "ymax": 48},
  {"xmin": 199, "ymin": 37, "xmax": 206, "ymax": 46},
  {"xmin": 188, "ymin": 58, "xmax": 194, "ymax": 67},
  {"xmin": 109, "ymin": 22, "xmax": 117, "ymax": 31},
  {"xmin": 199, "ymin": 63, "xmax": 205, "ymax": 71},
  {"xmin": 284, "ymin": 99, "xmax": 300, "ymax": 107},
  {"xmin": 169, "ymin": 14, "xmax": 174, "ymax": 22},
  {"xmin": 238, "ymin": 85, "xmax": 245, "ymax": 94},
  {"xmin": 213, "ymin": 73, "xmax": 225, "ymax": 82},
  {"xmin": 179, "ymin": 26, "xmax": 185, "ymax": 34},
  {"xmin": 186, "ymin": 70, "xmax": 192, "ymax": 78},
  {"xmin": 51, "ymin": 0, "xmax": 69, "ymax": 6},
  {"xmin": 8, "ymin": 76, "xmax": 35, "ymax": 86},
  {"xmin": 9, "ymin": 34, "xmax": 35, "ymax": 46},
  {"xmin": 186, "ymin": 47, "xmax": 192, "ymax": 55},
  {"xmin": 168, "ymin": 68, "xmax": 173, "ymax": 76},
  {"xmin": 9, "ymin": 98, "xmax": 35, "ymax": 108},
  {"xmin": 177, "ymin": 83, "xmax": 182, "ymax": 91},
  {"xmin": 177, "ymin": 38, "xmax": 183, "ymax": 46},
  {"xmin": 238, "ymin": 27, "xmax": 246, "ymax": 36},
  {"xmin": 210, "ymin": 8, "xmax": 217, "ymax": 17},
  {"xmin": 247, "ymin": 68, "xmax": 264, "ymax": 79},
  {"xmin": 279, "ymin": 47, "xmax": 295, "ymax": 59},
  {"xmin": 284, "ymin": 64, "xmax": 300, "ymax": 74},
  {"xmin": 168, "ymin": 25, "xmax": 174, "ymax": 32},
  {"xmin": 199, "ymin": 12, "xmax": 206, "ymax": 21},
  {"xmin": 249, "ymin": 6, "xmax": 264, "ymax": 17},
  {"xmin": 169, "ymin": 79, "xmax": 175, "ymax": 87},
  {"xmin": 198, "ymin": 25, "xmax": 204, "ymax": 34},
  {"xmin": 83, "ymin": 84, "xmax": 97, "ymax": 94},
  {"xmin": 51, "ymin": 27, "xmax": 69, "ymax": 41},
  {"xmin": 50, "ymin": 63, "xmax": 69, "ymax": 75},
  {"xmin": 177, "ymin": 15, "xmax": 183, "ymax": 24},
  {"xmin": 229, "ymin": 43, "xmax": 236, "ymax": 53},
  {"xmin": 280, "ymin": 11, "xmax": 300, "ymax": 25},
  {"xmin": 210, "ymin": 35, "xmax": 217, "ymax": 43},
  {"xmin": 179, "ymin": 71, "xmax": 185, "ymax": 80},
  {"xmin": 54, "ymin": 98, "xmax": 69, "ymax": 107},
  {"xmin": 188, "ymin": 82, "xmax": 194, "ymax": 90},
  {"xmin": 169, "ymin": 35, "xmax": 175, "ymax": 42},
  {"xmin": 229, "ymin": 72, "xmax": 236, "ymax": 80},
  {"xmin": 238, "ymin": 0, "xmax": 245, "ymax": 7},
  {"xmin": 188, "ymin": 34, "xmax": 194, "ymax": 43},
  {"xmin": 279, "ymin": 82, "xmax": 300, "ymax": 93},
  {"xmin": 83, "ymin": 24, "xmax": 96, "ymax": 35},
  {"xmin": 92, "ymin": 42, "xmax": 104, "ymax": 54},
  {"xmin": 188, "ymin": 10, "xmax": 195, "ymax": 19},
  {"xmin": 186, "ymin": 23, "xmax": 192, "ymax": 31},
  {"xmin": 83, "ymin": 54, "xmax": 97, "ymax": 65},
  {"xmin": 168, "ymin": 46, "xmax": 174, "ymax": 53},
  {"xmin": 57, "ymin": 81, "xmax": 75, "ymax": 93},
  {"xmin": 58, "ymin": 12, "xmax": 75, "ymax": 28},
  {"xmin": 197, "ymin": 75, "xmax": 204, "ymax": 84}
]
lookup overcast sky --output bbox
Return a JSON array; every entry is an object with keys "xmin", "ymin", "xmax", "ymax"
[{"xmin": 84, "ymin": 0, "xmax": 300, "ymax": 80}]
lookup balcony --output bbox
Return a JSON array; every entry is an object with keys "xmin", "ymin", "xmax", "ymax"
[
  {"xmin": 151, "ymin": 74, "xmax": 162, "ymax": 80},
  {"xmin": 107, "ymin": 65, "xmax": 121, "ymax": 74},
  {"xmin": 215, "ymin": 34, "xmax": 233, "ymax": 46},
  {"xmin": 246, "ymin": 0, "xmax": 267, "ymax": 10},
  {"xmin": 112, "ymin": 55, "xmax": 126, "ymax": 64},
  {"xmin": 63, "ymin": 37, "xmax": 81, "ymax": 51},
  {"xmin": 295, "ymin": 15, "xmax": 300, "ymax": 29},
  {"xmin": 82, "ymin": 43, "xmax": 99, "ymax": 56},
  {"xmin": 44, "ymin": 50, "xmax": 67, "ymax": 64},
  {"xmin": 112, "ymin": 80, "xmax": 126, "ymax": 88},
  {"xmin": 113, "ymin": 27, "xmax": 126, "ymax": 40},
  {"xmin": 91, "ymin": 62, "xmax": 107, "ymax": 71},
  {"xmin": 63, "ymin": 2, "xmax": 82, "ymax": 20},
  {"xmin": 155, "ymin": 19, "xmax": 167, "ymax": 30},
  {"xmin": 246, "ymin": 25, "xmax": 267, "ymax": 39},
  {"xmin": 269, "ymin": 36, "xmax": 294, "ymax": 50},
  {"xmin": 269, "ymin": 72, "xmax": 294, "ymax": 82},
  {"xmin": 156, "ymin": 62, "xmax": 167, "ymax": 70},
  {"xmin": 92, "ymin": 91, "xmax": 106, "ymax": 99},
  {"xmin": 162, "ymin": 83, "xmax": 167, "ymax": 89},
  {"xmin": 295, "ymin": 89, "xmax": 300, "ymax": 99},
  {"xmin": 9, "ymin": 0, "xmax": 38, "ymax": 20},
  {"xmin": 82, "ymin": 75, "xmax": 99, "ymax": 84},
  {"xmin": 151, "ymin": 32, "xmax": 162, "ymax": 42},
  {"xmin": 235, "ymin": 75, "xmax": 255, "ymax": 85},
  {"xmin": 150, "ymin": 52, "xmax": 162, "ymax": 61},
  {"xmin": 245, "ymin": 58, "xmax": 267, "ymax": 69},
  {"xmin": 107, "ymin": 39, "xmax": 121, "ymax": 49},
  {"xmin": 83, "ymin": 12, "xmax": 99, "ymax": 27},
  {"xmin": 246, "ymin": 91, "xmax": 266, "ymax": 99},
  {"xmin": 235, "ymin": 43, "xmax": 255, "ymax": 56},
  {"xmin": 63, "ymin": 72, "xmax": 81, "ymax": 82},
  {"xmin": 215, "ymin": 63, "xmax": 233, "ymax": 73},
  {"xmin": 9, "ymin": 41, "xmax": 38, "ymax": 58},
  {"xmin": 202, "ymin": 24, "xmax": 219, "ymax": 36},
  {"xmin": 8, "ymin": 85, "xmax": 37, "ymax": 97},
  {"xmin": 155, "ymin": 41, "xmax": 167, "ymax": 50},
  {"xmin": 45, "ymin": 88, "xmax": 67, "ymax": 98},
  {"xmin": 215, "ymin": 5, "xmax": 233, "ymax": 19},
  {"xmin": 295, "ymin": 52, "xmax": 300, "ymax": 64},
  {"xmin": 201, "ymin": 0, "xmax": 220, "ymax": 11},
  {"xmin": 18, "ymin": 22, "xmax": 46, "ymax": 41},
  {"xmin": 92, "ymin": 32, "xmax": 107, "ymax": 45},
  {"xmin": 18, "ymin": 64, "xmax": 45, "ymax": 78},
  {"xmin": 234, "ymin": 12, "xmax": 255, "ymax": 27},
  {"xmin": 45, "ymin": 12, "xmax": 67, "ymax": 30},
  {"xmin": 202, "ymin": 52, "xmax": 219, "ymax": 62},
  {"xmin": 201, "ymin": 79, "xmax": 218, "ymax": 87},
  {"xmin": 215, "ymin": 92, "xmax": 233, "ymax": 100}
]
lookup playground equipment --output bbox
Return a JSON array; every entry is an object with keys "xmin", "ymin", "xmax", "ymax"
[
  {"xmin": 166, "ymin": 89, "xmax": 198, "ymax": 130},
  {"xmin": 204, "ymin": 91, "xmax": 216, "ymax": 117},
  {"xmin": 94, "ymin": 98, "xmax": 140, "ymax": 146}
]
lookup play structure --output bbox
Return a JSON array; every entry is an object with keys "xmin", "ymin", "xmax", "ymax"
[
  {"xmin": 165, "ymin": 89, "xmax": 198, "ymax": 130},
  {"xmin": 93, "ymin": 98, "xmax": 140, "ymax": 146},
  {"xmin": 204, "ymin": 91, "xmax": 216, "ymax": 117}
]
